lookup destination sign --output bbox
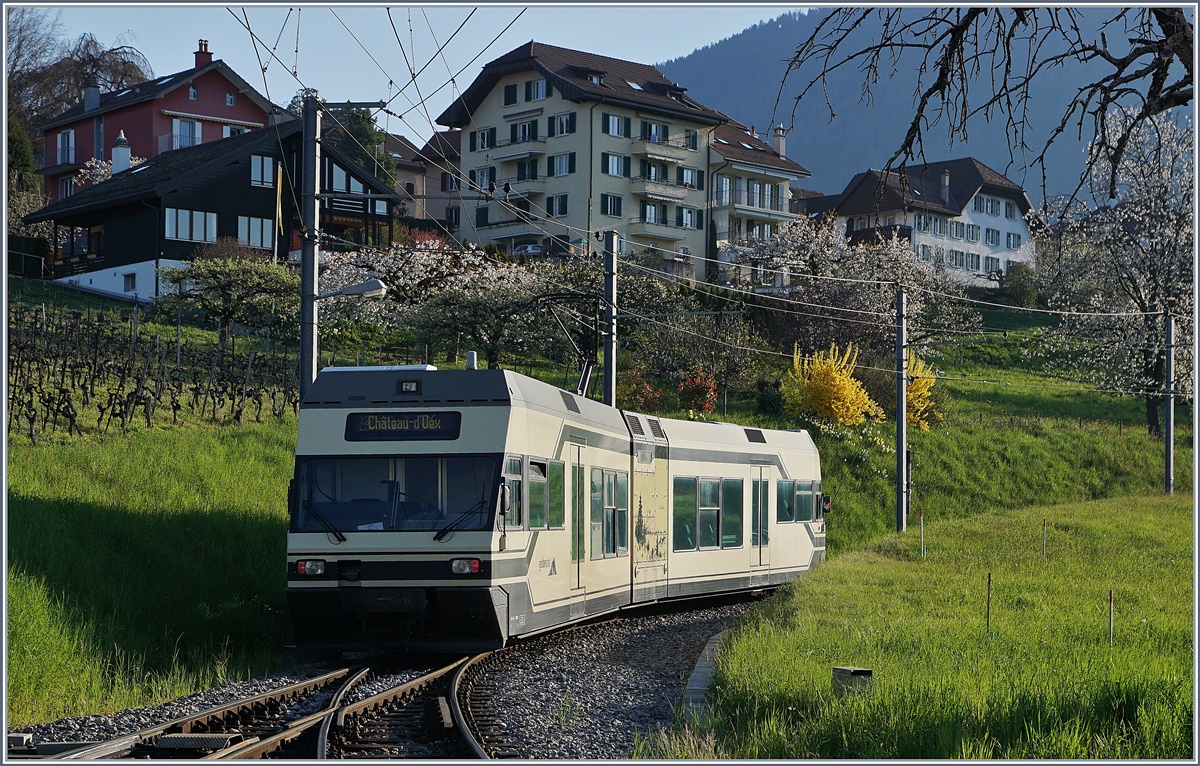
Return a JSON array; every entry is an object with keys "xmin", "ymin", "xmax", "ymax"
[{"xmin": 344, "ymin": 411, "xmax": 462, "ymax": 441}]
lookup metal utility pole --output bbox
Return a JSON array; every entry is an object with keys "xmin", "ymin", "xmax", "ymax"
[
  {"xmin": 299, "ymin": 95, "xmax": 321, "ymax": 401},
  {"xmin": 602, "ymin": 230, "xmax": 617, "ymax": 406},
  {"xmin": 1165, "ymin": 308, "xmax": 1175, "ymax": 494},
  {"xmin": 896, "ymin": 287, "xmax": 907, "ymax": 533}
]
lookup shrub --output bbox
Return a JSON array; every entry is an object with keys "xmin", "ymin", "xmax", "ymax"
[
  {"xmin": 755, "ymin": 379, "xmax": 785, "ymax": 417},
  {"xmin": 781, "ymin": 343, "xmax": 884, "ymax": 425},
  {"xmin": 617, "ymin": 368, "xmax": 669, "ymax": 412},
  {"xmin": 677, "ymin": 365, "xmax": 718, "ymax": 413},
  {"xmin": 906, "ymin": 353, "xmax": 943, "ymax": 430}
]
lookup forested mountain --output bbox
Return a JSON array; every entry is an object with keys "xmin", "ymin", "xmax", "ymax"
[{"xmin": 659, "ymin": 9, "xmax": 1103, "ymax": 204}]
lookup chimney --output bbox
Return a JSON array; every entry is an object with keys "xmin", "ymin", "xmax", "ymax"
[
  {"xmin": 940, "ymin": 169, "xmax": 950, "ymax": 204},
  {"xmin": 83, "ymin": 74, "xmax": 100, "ymax": 112},
  {"xmin": 111, "ymin": 131, "xmax": 131, "ymax": 175},
  {"xmin": 749, "ymin": 124, "xmax": 756, "ymax": 138},
  {"xmin": 773, "ymin": 124, "xmax": 786, "ymax": 158},
  {"xmin": 194, "ymin": 39, "xmax": 213, "ymax": 69}
]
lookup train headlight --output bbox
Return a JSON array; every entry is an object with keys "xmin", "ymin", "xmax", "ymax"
[
  {"xmin": 296, "ymin": 559, "xmax": 326, "ymax": 575},
  {"xmin": 450, "ymin": 558, "xmax": 481, "ymax": 575}
]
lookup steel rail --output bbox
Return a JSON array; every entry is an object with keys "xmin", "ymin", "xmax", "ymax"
[{"xmin": 450, "ymin": 652, "xmax": 493, "ymax": 760}]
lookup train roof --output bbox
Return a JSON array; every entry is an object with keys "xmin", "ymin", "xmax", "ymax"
[{"xmin": 649, "ymin": 414, "xmax": 818, "ymax": 455}]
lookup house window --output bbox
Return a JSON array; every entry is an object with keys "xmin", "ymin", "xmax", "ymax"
[
  {"xmin": 440, "ymin": 171, "xmax": 459, "ymax": 192},
  {"xmin": 640, "ymin": 120, "xmax": 669, "ymax": 143},
  {"xmin": 948, "ymin": 220, "xmax": 964, "ymax": 239},
  {"xmin": 600, "ymin": 193, "xmax": 622, "ymax": 217},
  {"xmin": 222, "ymin": 125, "xmax": 248, "ymax": 138},
  {"xmin": 550, "ymin": 194, "xmax": 568, "ymax": 217},
  {"xmin": 515, "ymin": 158, "xmax": 538, "ymax": 181},
  {"xmin": 589, "ymin": 74, "xmax": 602, "ymax": 85},
  {"xmin": 965, "ymin": 224, "xmax": 980, "ymax": 242},
  {"xmin": 932, "ymin": 216, "xmax": 945, "ymax": 237},
  {"xmin": 985, "ymin": 228, "xmax": 1001, "ymax": 246},
  {"xmin": 552, "ymin": 112, "xmax": 576, "ymax": 136},
  {"xmin": 715, "ymin": 174, "xmax": 731, "ymax": 205},
  {"xmin": 470, "ymin": 127, "xmax": 495, "ymax": 151},
  {"xmin": 1005, "ymin": 200, "xmax": 1017, "ymax": 219},
  {"xmin": 525, "ymin": 78, "xmax": 548, "ymax": 101},
  {"xmin": 919, "ymin": 244, "xmax": 932, "ymax": 262},
  {"xmin": 188, "ymin": 85, "xmax": 197, "ymax": 100},
  {"xmin": 1006, "ymin": 232, "xmax": 1022, "ymax": 249},
  {"xmin": 512, "ymin": 119, "xmax": 538, "ymax": 144},
  {"xmin": 330, "ymin": 161, "xmax": 348, "ymax": 192},
  {"xmin": 973, "ymin": 195, "xmax": 986, "ymax": 213},
  {"xmin": 225, "ymin": 91, "xmax": 234, "ymax": 106},
  {"xmin": 122, "ymin": 273, "xmax": 137, "ymax": 292},
  {"xmin": 602, "ymin": 152, "xmax": 629, "ymax": 177},
  {"xmin": 165, "ymin": 207, "xmax": 217, "ymax": 243},
  {"xmin": 677, "ymin": 206, "xmax": 702, "ymax": 230},
  {"xmin": 503, "ymin": 83, "xmax": 518, "ymax": 106},
  {"xmin": 986, "ymin": 197, "xmax": 1001, "ymax": 216},
  {"xmin": 238, "ymin": 216, "xmax": 274, "ymax": 249},
  {"xmin": 173, "ymin": 118, "xmax": 200, "ymax": 149},
  {"xmin": 468, "ymin": 166, "xmax": 496, "ymax": 189},
  {"xmin": 949, "ymin": 249, "xmax": 966, "ymax": 269},
  {"xmin": 641, "ymin": 200, "xmax": 666, "ymax": 224},
  {"xmin": 679, "ymin": 167, "xmax": 699, "ymax": 188},
  {"xmin": 445, "ymin": 206, "xmax": 460, "ymax": 229},
  {"xmin": 550, "ymin": 152, "xmax": 574, "ymax": 177},
  {"xmin": 984, "ymin": 255, "xmax": 1001, "ymax": 273},
  {"xmin": 602, "ymin": 113, "xmax": 630, "ymax": 137},
  {"xmin": 934, "ymin": 246, "xmax": 946, "ymax": 266},
  {"xmin": 684, "ymin": 128, "xmax": 698, "ymax": 150},
  {"xmin": 56, "ymin": 130, "xmax": 75, "ymax": 164},
  {"xmin": 58, "ymin": 176, "xmax": 74, "ymax": 199},
  {"xmin": 915, "ymin": 212, "xmax": 930, "ymax": 232},
  {"xmin": 475, "ymin": 206, "xmax": 489, "ymax": 227},
  {"xmin": 965, "ymin": 252, "xmax": 981, "ymax": 270},
  {"xmin": 250, "ymin": 155, "xmax": 275, "ymax": 187}
]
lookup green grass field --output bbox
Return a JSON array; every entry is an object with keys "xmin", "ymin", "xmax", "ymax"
[{"xmin": 638, "ymin": 494, "xmax": 1194, "ymax": 759}]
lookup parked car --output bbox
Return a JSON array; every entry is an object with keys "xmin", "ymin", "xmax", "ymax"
[{"xmin": 512, "ymin": 244, "xmax": 546, "ymax": 258}]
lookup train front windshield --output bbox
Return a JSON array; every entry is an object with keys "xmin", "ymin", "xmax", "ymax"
[{"xmin": 293, "ymin": 455, "xmax": 499, "ymax": 533}]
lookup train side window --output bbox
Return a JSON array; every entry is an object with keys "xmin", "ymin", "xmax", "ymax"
[
  {"xmin": 590, "ymin": 468, "xmax": 604, "ymax": 559},
  {"xmin": 795, "ymin": 481, "xmax": 813, "ymax": 522},
  {"xmin": 672, "ymin": 477, "xmax": 697, "ymax": 551},
  {"xmin": 528, "ymin": 461, "xmax": 548, "ymax": 529},
  {"xmin": 616, "ymin": 472, "xmax": 629, "ymax": 554},
  {"xmin": 505, "ymin": 456, "xmax": 523, "ymax": 527},
  {"xmin": 776, "ymin": 480, "xmax": 795, "ymax": 523},
  {"xmin": 548, "ymin": 461, "xmax": 566, "ymax": 529},
  {"xmin": 813, "ymin": 480, "xmax": 823, "ymax": 521},
  {"xmin": 721, "ymin": 478, "xmax": 743, "ymax": 548},
  {"xmin": 571, "ymin": 463, "xmax": 585, "ymax": 562},
  {"xmin": 698, "ymin": 479, "xmax": 720, "ymax": 549}
]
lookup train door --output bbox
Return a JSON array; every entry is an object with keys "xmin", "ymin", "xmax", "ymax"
[
  {"xmin": 630, "ymin": 441, "xmax": 668, "ymax": 603},
  {"xmin": 569, "ymin": 443, "xmax": 587, "ymax": 619},
  {"xmin": 751, "ymin": 465, "xmax": 771, "ymax": 585}
]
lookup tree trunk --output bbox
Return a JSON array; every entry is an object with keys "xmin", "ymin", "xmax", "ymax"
[{"xmin": 1145, "ymin": 395, "xmax": 1161, "ymax": 436}]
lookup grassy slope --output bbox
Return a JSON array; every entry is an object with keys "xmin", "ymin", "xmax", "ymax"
[{"xmin": 641, "ymin": 495, "xmax": 1193, "ymax": 758}]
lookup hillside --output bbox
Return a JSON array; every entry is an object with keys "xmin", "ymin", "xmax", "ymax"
[{"xmin": 658, "ymin": 9, "xmax": 1107, "ymax": 204}]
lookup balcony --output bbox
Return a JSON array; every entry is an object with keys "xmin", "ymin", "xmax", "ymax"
[
  {"xmin": 158, "ymin": 133, "xmax": 202, "ymax": 154},
  {"xmin": 492, "ymin": 136, "xmax": 546, "ymax": 162},
  {"xmin": 630, "ymin": 176, "xmax": 688, "ymax": 202},
  {"xmin": 629, "ymin": 134, "xmax": 689, "ymax": 163},
  {"xmin": 628, "ymin": 217, "xmax": 690, "ymax": 241},
  {"xmin": 714, "ymin": 190, "xmax": 795, "ymax": 223}
]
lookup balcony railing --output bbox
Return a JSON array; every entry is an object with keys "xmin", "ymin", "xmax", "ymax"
[
  {"xmin": 158, "ymin": 133, "xmax": 202, "ymax": 154},
  {"xmin": 630, "ymin": 175, "xmax": 689, "ymax": 200},
  {"xmin": 714, "ymin": 189, "xmax": 785, "ymax": 212},
  {"xmin": 629, "ymin": 135, "xmax": 689, "ymax": 162}
]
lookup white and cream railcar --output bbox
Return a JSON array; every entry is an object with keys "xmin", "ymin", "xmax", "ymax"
[{"xmin": 286, "ymin": 366, "xmax": 826, "ymax": 653}]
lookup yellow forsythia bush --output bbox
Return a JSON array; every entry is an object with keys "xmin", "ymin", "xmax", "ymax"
[
  {"xmin": 782, "ymin": 343, "xmax": 884, "ymax": 425},
  {"xmin": 906, "ymin": 353, "xmax": 941, "ymax": 430}
]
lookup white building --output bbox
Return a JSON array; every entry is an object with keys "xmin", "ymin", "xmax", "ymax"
[{"xmin": 803, "ymin": 157, "xmax": 1036, "ymax": 283}]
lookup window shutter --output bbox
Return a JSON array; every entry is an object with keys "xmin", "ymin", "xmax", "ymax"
[
  {"xmin": 601, "ymin": 152, "xmax": 610, "ymax": 172},
  {"xmin": 660, "ymin": 203, "xmax": 668, "ymax": 222},
  {"xmin": 511, "ymin": 123, "xmax": 519, "ymax": 144},
  {"xmin": 469, "ymin": 169, "xmax": 476, "ymax": 187},
  {"xmin": 602, "ymin": 113, "xmax": 611, "ymax": 135},
  {"xmin": 568, "ymin": 152, "xmax": 576, "ymax": 173},
  {"xmin": 547, "ymin": 157, "xmax": 555, "ymax": 177},
  {"xmin": 545, "ymin": 81, "xmax": 552, "ymax": 99},
  {"xmin": 640, "ymin": 160, "xmax": 649, "ymax": 178},
  {"xmin": 504, "ymin": 83, "xmax": 517, "ymax": 105},
  {"xmin": 547, "ymin": 117, "xmax": 555, "ymax": 137},
  {"xmin": 517, "ymin": 162, "xmax": 527, "ymax": 182},
  {"xmin": 676, "ymin": 207, "xmax": 684, "ymax": 227},
  {"xmin": 561, "ymin": 196, "xmax": 568, "ymax": 215},
  {"xmin": 615, "ymin": 196, "xmax": 622, "ymax": 216},
  {"xmin": 676, "ymin": 166, "xmax": 684, "ymax": 185},
  {"xmin": 697, "ymin": 170, "xmax": 705, "ymax": 191},
  {"xmin": 488, "ymin": 128, "xmax": 496, "ymax": 147},
  {"xmin": 525, "ymin": 81, "xmax": 532, "ymax": 101},
  {"xmin": 623, "ymin": 156, "xmax": 631, "ymax": 177},
  {"xmin": 641, "ymin": 120, "xmax": 650, "ymax": 139},
  {"xmin": 469, "ymin": 131, "xmax": 477, "ymax": 152},
  {"xmin": 662, "ymin": 124, "xmax": 670, "ymax": 140},
  {"xmin": 639, "ymin": 200, "xmax": 648, "ymax": 219},
  {"xmin": 696, "ymin": 210, "xmax": 704, "ymax": 229},
  {"xmin": 530, "ymin": 120, "xmax": 538, "ymax": 140},
  {"xmin": 623, "ymin": 116, "xmax": 631, "ymax": 137},
  {"xmin": 568, "ymin": 112, "xmax": 576, "ymax": 133}
]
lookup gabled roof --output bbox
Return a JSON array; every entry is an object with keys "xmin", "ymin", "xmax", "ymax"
[
  {"xmin": 826, "ymin": 157, "xmax": 1032, "ymax": 218},
  {"xmin": 383, "ymin": 133, "xmax": 425, "ymax": 171},
  {"xmin": 418, "ymin": 129, "xmax": 461, "ymax": 163},
  {"xmin": 437, "ymin": 42, "xmax": 727, "ymax": 128},
  {"xmin": 36, "ymin": 60, "xmax": 286, "ymax": 132},
  {"xmin": 24, "ymin": 121, "xmax": 394, "ymax": 223},
  {"xmin": 710, "ymin": 123, "xmax": 810, "ymax": 177}
]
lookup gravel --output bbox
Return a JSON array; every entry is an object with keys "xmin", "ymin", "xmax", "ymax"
[{"xmin": 10, "ymin": 602, "xmax": 751, "ymax": 759}]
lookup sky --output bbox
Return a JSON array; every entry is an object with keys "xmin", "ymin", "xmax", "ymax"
[{"xmin": 39, "ymin": 3, "xmax": 803, "ymax": 145}]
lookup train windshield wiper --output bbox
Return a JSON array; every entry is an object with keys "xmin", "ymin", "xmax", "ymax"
[
  {"xmin": 304, "ymin": 500, "xmax": 347, "ymax": 543},
  {"xmin": 433, "ymin": 499, "xmax": 485, "ymax": 542}
]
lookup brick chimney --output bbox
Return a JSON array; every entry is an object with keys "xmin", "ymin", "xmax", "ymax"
[
  {"xmin": 773, "ymin": 124, "xmax": 786, "ymax": 158},
  {"xmin": 83, "ymin": 74, "xmax": 100, "ymax": 112},
  {"xmin": 941, "ymin": 169, "xmax": 950, "ymax": 204},
  {"xmin": 111, "ymin": 131, "xmax": 131, "ymax": 175},
  {"xmin": 194, "ymin": 39, "xmax": 213, "ymax": 68}
]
